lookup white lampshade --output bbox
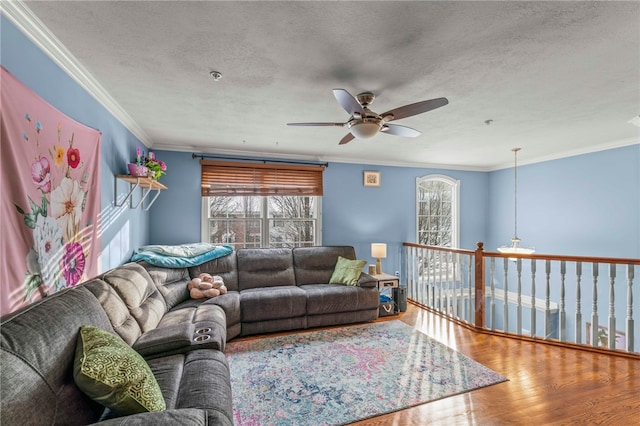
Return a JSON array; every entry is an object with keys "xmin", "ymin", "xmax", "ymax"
[
  {"xmin": 350, "ymin": 121, "xmax": 381, "ymax": 139},
  {"xmin": 371, "ymin": 243, "xmax": 387, "ymax": 258},
  {"xmin": 497, "ymin": 238, "xmax": 535, "ymax": 255}
]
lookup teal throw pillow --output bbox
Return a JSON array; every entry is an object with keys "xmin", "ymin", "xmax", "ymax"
[
  {"xmin": 329, "ymin": 256, "xmax": 367, "ymax": 286},
  {"xmin": 73, "ymin": 325, "xmax": 166, "ymax": 416}
]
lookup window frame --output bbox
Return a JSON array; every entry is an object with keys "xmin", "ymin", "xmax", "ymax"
[
  {"xmin": 200, "ymin": 195, "xmax": 322, "ymax": 248},
  {"xmin": 415, "ymin": 174, "xmax": 460, "ymax": 248}
]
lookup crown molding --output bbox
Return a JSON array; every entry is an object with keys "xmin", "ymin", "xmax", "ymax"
[
  {"xmin": 1, "ymin": 0, "xmax": 152, "ymax": 146},
  {"xmin": 153, "ymin": 141, "xmax": 491, "ymax": 172},
  {"xmin": 488, "ymin": 138, "xmax": 640, "ymax": 171}
]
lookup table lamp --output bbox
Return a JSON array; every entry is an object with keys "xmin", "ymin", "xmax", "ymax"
[{"xmin": 371, "ymin": 243, "xmax": 387, "ymax": 275}]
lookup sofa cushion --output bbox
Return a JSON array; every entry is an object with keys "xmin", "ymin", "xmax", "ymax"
[
  {"xmin": 189, "ymin": 251, "xmax": 239, "ymax": 292},
  {"xmin": 1, "ymin": 286, "xmax": 115, "ymax": 426},
  {"xmin": 83, "ymin": 278, "xmax": 143, "ymax": 345},
  {"xmin": 329, "ymin": 256, "xmax": 367, "ymax": 286},
  {"xmin": 74, "ymin": 325, "xmax": 166, "ymax": 416},
  {"xmin": 302, "ymin": 284, "xmax": 380, "ymax": 315},
  {"xmin": 293, "ymin": 246, "xmax": 357, "ymax": 285},
  {"xmin": 93, "ymin": 408, "xmax": 212, "ymax": 425},
  {"xmin": 148, "ymin": 350, "xmax": 233, "ymax": 425},
  {"xmin": 237, "ymin": 248, "xmax": 296, "ymax": 290},
  {"xmin": 101, "ymin": 263, "xmax": 167, "ymax": 333},
  {"xmin": 143, "ymin": 262, "xmax": 192, "ymax": 309},
  {"xmin": 240, "ymin": 286, "xmax": 307, "ymax": 322}
]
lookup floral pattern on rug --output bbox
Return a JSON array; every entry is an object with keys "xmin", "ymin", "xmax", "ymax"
[{"xmin": 226, "ymin": 320, "xmax": 507, "ymax": 425}]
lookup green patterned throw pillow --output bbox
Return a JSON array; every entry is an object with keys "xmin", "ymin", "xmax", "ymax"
[
  {"xmin": 329, "ymin": 256, "xmax": 367, "ymax": 286},
  {"xmin": 73, "ymin": 325, "xmax": 166, "ymax": 416}
]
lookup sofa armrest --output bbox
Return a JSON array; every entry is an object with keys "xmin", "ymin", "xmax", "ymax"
[
  {"xmin": 92, "ymin": 408, "xmax": 229, "ymax": 426},
  {"xmin": 357, "ymin": 272, "xmax": 377, "ymax": 288}
]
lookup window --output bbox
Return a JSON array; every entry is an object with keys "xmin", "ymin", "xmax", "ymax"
[
  {"xmin": 416, "ymin": 174, "xmax": 459, "ymax": 247},
  {"xmin": 199, "ymin": 160, "xmax": 324, "ymax": 249},
  {"xmin": 201, "ymin": 196, "xmax": 321, "ymax": 248}
]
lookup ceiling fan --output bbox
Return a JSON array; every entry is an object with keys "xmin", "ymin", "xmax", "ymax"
[{"xmin": 287, "ymin": 89, "xmax": 448, "ymax": 145}]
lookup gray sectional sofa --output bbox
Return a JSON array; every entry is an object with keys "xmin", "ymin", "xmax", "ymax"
[{"xmin": 1, "ymin": 246, "xmax": 380, "ymax": 425}]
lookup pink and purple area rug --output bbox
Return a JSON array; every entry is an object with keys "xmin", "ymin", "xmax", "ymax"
[{"xmin": 225, "ymin": 320, "xmax": 507, "ymax": 425}]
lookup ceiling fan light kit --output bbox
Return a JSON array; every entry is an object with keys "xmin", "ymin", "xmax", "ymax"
[
  {"xmin": 349, "ymin": 120, "xmax": 381, "ymax": 139},
  {"xmin": 287, "ymin": 88, "xmax": 448, "ymax": 145}
]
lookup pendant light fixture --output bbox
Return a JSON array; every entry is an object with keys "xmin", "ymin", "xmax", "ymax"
[{"xmin": 497, "ymin": 148, "xmax": 535, "ymax": 255}]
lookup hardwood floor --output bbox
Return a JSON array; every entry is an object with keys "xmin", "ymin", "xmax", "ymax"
[{"xmin": 348, "ymin": 302, "xmax": 640, "ymax": 426}]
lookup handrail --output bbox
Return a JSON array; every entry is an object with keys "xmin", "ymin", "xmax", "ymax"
[
  {"xmin": 403, "ymin": 242, "xmax": 475, "ymax": 255},
  {"xmin": 403, "ymin": 241, "xmax": 640, "ymax": 265},
  {"xmin": 402, "ymin": 241, "xmax": 640, "ymax": 357}
]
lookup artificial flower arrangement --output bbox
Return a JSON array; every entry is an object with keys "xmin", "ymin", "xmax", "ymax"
[{"xmin": 129, "ymin": 144, "xmax": 167, "ymax": 180}]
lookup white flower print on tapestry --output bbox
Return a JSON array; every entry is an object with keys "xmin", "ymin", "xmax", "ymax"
[{"xmin": 51, "ymin": 177, "xmax": 85, "ymax": 242}]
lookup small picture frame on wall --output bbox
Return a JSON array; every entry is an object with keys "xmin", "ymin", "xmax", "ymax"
[{"xmin": 363, "ymin": 171, "xmax": 381, "ymax": 187}]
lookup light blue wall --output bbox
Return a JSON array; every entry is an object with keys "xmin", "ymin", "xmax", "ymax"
[
  {"xmin": 322, "ymin": 162, "xmax": 488, "ymax": 274},
  {"xmin": 1, "ymin": 16, "xmax": 150, "ymax": 270},
  {"xmin": 487, "ymin": 144, "xmax": 640, "ymax": 259}
]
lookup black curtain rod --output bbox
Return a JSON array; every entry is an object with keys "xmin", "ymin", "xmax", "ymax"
[{"xmin": 192, "ymin": 153, "xmax": 328, "ymax": 168}]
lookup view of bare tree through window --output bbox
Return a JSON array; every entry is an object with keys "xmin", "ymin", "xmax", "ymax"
[
  {"xmin": 418, "ymin": 180, "xmax": 453, "ymax": 246},
  {"xmin": 416, "ymin": 175, "xmax": 459, "ymax": 278},
  {"xmin": 206, "ymin": 196, "xmax": 318, "ymax": 248}
]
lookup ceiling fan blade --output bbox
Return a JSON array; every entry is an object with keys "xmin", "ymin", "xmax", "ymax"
[
  {"xmin": 381, "ymin": 97, "xmax": 448, "ymax": 121},
  {"xmin": 333, "ymin": 89, "xmax": 365, "ymax": 116},
  {"xmin": 381, "ymin": 124, "xmax": 422, "ymax": 137},
  {"xmin": 338, "ymin": 133, "xmax": 355, "ymax": 145},
  {"xmin": 287, "ymin": 122, "xmax": 344, "ymax": 127}
]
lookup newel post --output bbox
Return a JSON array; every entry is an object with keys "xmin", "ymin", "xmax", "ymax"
[{"xmin": 475, "ymin": 242, "xmax": 485, "ymax": 329}]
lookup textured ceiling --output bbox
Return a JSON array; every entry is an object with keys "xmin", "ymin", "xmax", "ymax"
[{"xmin": 18, "ymin": 1, "xmax": 640, "ymax": 170}]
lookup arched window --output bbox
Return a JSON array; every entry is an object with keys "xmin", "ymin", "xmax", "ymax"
[{"xmin": 416, "ymin": 174, "xmax": 460, "ymax": 247}]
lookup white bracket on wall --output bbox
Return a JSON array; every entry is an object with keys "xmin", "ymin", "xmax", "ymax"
[{"xmin": 114, "ymin": 174, "xmax": 167, "ymax": 211}]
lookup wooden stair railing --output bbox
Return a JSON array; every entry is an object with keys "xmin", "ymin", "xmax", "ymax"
[{"xmin": 402, "ymin": 242, "xmax": 640, "ymax": 358}]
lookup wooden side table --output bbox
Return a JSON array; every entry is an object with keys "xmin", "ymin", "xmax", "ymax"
[{"xmin": 371, "ymin": 273, "xmax": 399, "ymax": 316}]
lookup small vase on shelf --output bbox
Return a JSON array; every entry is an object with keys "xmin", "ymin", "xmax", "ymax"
[{"xmin": 128, "ymin": 163, "xmax": 148, "ymax": 177}]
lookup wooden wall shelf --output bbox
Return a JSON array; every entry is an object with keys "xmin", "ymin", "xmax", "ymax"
[{"xmin": 114, "ymin": 174, "xmax": 167, "ymax": 210}]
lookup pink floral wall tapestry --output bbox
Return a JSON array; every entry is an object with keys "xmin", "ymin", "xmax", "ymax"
[{"xmin": 1, "ymin": 66, "xmax": 101, "ymax": 316}]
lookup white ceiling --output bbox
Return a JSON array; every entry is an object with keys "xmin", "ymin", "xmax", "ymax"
[{"xmin": 13, "ymin": 1, "xmax": 640, "ymax": 170}]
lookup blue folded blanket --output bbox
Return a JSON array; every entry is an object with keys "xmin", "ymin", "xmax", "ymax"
[{"xmin": 131, "ymin": 244, "xmax": 233, "ymax": 267}]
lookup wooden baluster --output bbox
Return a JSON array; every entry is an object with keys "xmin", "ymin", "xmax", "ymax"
[
  {"xmin": 441, "ymin": 251, "xmax": 447, "ymax": 314},
  {"xmin": 591, "ymin": 263, "xmax": 599, "ymax": 347},
  {"xmin": 474, "ymin": 242, "xmax": 485, "ymax": 328},
  {"xmin": 531, "ymin": 259, "xmax": 536, "ymax": 338},
  {"xmin": 422, "ymin": 248, "xmax": 428, "ymax": 306},
  {"xmin": 468, "ymin": 251, "xmax": 474, "ymax": 324},
  {"xmin": 575, "ymin": 262, "xmax": 582, "ymax": 344},
  {"xmin": 415, "ymin": 247, "xmax": 420, "ymax": 304},
  {"xmin": 503, "ymin": 258, "xmax": 509, "ymax": 333},
  {"xmin": 608, "ymin": 263, "xmax": 616, "ymax": 349},
  {"xmin": 412, "ymin": 246, "xmax": 416, "ymax": 302},
  {"xmin": 431, "ymin": 249, "xmax": 436, "ymax": 309},
  {"xmin": 490, "ymin": 257, "xmax": 496, "ymax": 330},
  {"xmin": 445, "ymin": 251, "xmax": 449, "ymax": 314},
  {"xmin": 420, "ymin": 248, "xmax": 425, "ymax": 306},
  {"xmin": 545, "ymin": 260, "xmax": 551, "ymax": 340},
  {"xmin": 438, "ymin": 250, "xmax": 443, "ymax": 312},
  {"xmin": 559, "ymin": 261, "xmax": 566, "ymax": 342},
  {"xmin": 626, "ymin": 264, "xmax": 634, "ymax": 352},
  {"xmin": 452, "ymin": 252, "xmax": 458, "ymax": 318},
  {"xmin": 447, "ymin": 253, "xmax": 456, "ymax": 315},
  {"xmin": 405, "ymin": 246, "xmax": 410, "ymax": 300},
  {"xmin": 517, "ymin": 258, "xmax": 522, "ymax": 335}
]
